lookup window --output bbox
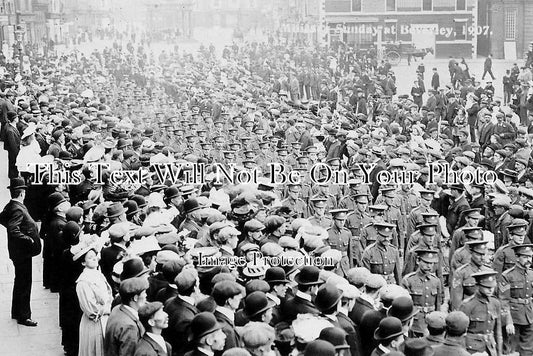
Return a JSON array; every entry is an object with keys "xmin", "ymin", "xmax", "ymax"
[
  {"xmin": 352, "ymin": 0, "xmax": 361, "ymax": 11},
  {"xmin": 387, "ymin": 0, "xmax": 396, "ymax": 11},
  {"xmin": 454, "ymin": 20, "xmax": 466, "ymax": 40},
  {"xmin": 423, "ymin": 0, "xmax": 432, "ymax": 11},
  {"xmin": 456, "ymin": 0, "xmax": 465, "ymax": 10},
  {"xmin": 505, "ymin": 8, "xmax": 517, "ymax": 40}
]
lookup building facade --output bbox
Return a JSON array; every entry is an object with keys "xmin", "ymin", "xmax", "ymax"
[
  {"xmin": 324, "ymin": 0, "xmax": 484, "ymax": 58},
  {"xmin": 486, "ymin": 0, "xmax": 533, "ymax": 60}
]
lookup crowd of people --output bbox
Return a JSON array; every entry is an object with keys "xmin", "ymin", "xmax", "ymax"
[{"xmin": 2, "ymin": 28, "xmax": 533, "ymax": 356}]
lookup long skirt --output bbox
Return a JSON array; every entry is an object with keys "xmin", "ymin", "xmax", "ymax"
[{"xmin": 78, "ymin": 314, "xmax": 108, "ymax": 356}]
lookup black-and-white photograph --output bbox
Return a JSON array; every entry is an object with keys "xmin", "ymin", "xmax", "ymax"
[{"xmin": 0, "ymin": 0, "xmax": 532, "ymax": 355}]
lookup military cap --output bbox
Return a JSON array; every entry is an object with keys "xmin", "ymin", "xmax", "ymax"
[
  {"xmin": 462, "ymin": 227, "xmax": 483, "ymax": 239},
  {"xmin": 415, "ymin": 249, "xmax": 439, "ymax": 263},
  {"xmin": 465, "ymin": 240, "xmax": 488, "ymax": 254},
  {"xmin": 294, "ymin": 266, "xmax": 324, "ymax": 286},
  {"xmin": 518, "ymin": 187, "xmax": 533, "ymax": 199},
  {"xmin": 502, "ymin": 169, "xmax": 518, "ymax": 179},
  {"xmin": 369, "ymin": 204, "xmax": 388, "ymax": 211},
  {"xmin": 445, "ymin": 311, "xmax": 470, "ymax": 335},
  {"xmin": 330, "ymin": 209, "xmax": 348, "ymax": 220},
  {"xmin": 365, "ymin": 273, "xmax": 387, "ymax": 289},
  {"xmin": 472, "ymin": 269, "xmax": 498, "ymax": 287},
  {"xmin": 508, "ymin": 219, "xmax": 528, "ymax": 235},
  {"xmin": 310, "ymin": 196, "xmax": 327, "ymax": 208},
  {"xmin": 387, "ymin": 296, "xmax": 419, "ymax": 322},
  {"xmin": 212, "ymin": 280, "xmax": 244, "ymax": 304},
  {"xmin": 421, "ymin": 211, "xmax": 439, "ymax": 219},
  {"xmin": 189, "ymin": 312, "xmax": 222, "ymax": 342},
  {"xmin": 119, "ymin": 276, "xmax": 149, "ymax": 295},
  {"xmin": 374, "ymin": 317, "xmax": 404, "ymax": 341},
  {"xmin": 244, "ymin": 219, "xmax": 265, "ymax": 232},
  {"xmin": 418, "ymin": 223, "xmax": 437, "ymax": 235},
  {"xmin": 419, "ymin": 189, "xmax": 435, "ymax": 198},
  {"xmin": 463, "ymin": 208, "xmax": 483, "ymax": 219},
  {"xmin": 512, "ymin": 244, "xmax": 533, "ymax": 256},
  {"xmin": 380, "ymin": 187, "xmax": 396, "ymax": 197},
  {"xmin": 374, "ymin": 222, "xmax": 395, "ymax": 236}
]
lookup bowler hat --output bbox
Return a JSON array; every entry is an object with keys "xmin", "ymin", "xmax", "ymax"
[
  {"xmin": 107, "ymin": 202, "xmax": 126, "ymax": 218},
  {"xmin": 244, "ymin": 291, "xmax": 275, "ymax": 318},
  {"xmin": 123, "ymin": 200, "xmax": 140, "ymax": 216},
  {"xmin": 183, "ymin": 198, "xmax": 201, "ymax": 214},
  {"xmin": 189, "ymin": 312, "xmax": 222, "ymax": 342},
  {"xmin": 403, "ymin": 338, "xmax": 434, "ymax": 356},
  {"xmin": 387, "ymin": 296, "xmax": 419, "ymax": 322},
  {"xmin": 264, "ymin": 267, "xmax": 290, "ymax": 284},
  {"xmin": 8, "ymin": 177, "xmax": 27, "ymax": 190},
  {"xmin": 48, "ymin": 192, "xmax": 67, "ymax": 209},
  {"xmin": 120, "ymin": 257, "xmax": 150, "ymax": 281},
  {"xmin": 164, "ymin": 186, "xmax": 180, "ymax": 200},
  {"xmin": 304, "ymin": 340, "xmax": 336, "ymax": 356},
  {"xmin": 374, "ymin": 317, "xmax": 404, "ymax": 341},
  {"xmin": 315, "ymin": 284, "xmax": 342, "ymax": 312},
  {"xmin": 318, "ymin": 327, "xmax": 349, "ymax": 350},
  {"xmin": 294, "ymin": 266, "xmax": 323, "ymax": 286}
]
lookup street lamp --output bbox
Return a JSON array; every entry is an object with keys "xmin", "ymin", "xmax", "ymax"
[{"xmin": 14, "ymin": 26, "xmax": 25, "ymax": 74}]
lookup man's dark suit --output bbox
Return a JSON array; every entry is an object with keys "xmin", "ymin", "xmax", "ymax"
[
  {"xmin": 104, "ymin": 304, "xmax": 145, "ymax": 356},
  {"xmin": 446, "ymin": 195, "xmax": 470, "ymax": 235},
  {"xmin": 214, "ymin": 309, "xmax": 240, "ymax": 352},
  {"xmin": 349, "ymin": 296, "xmax": 374, "ymax": 326},
  {"xmin": 134, "ymin": 333, "xmax": 172, "ymax": 356},
  {"xmin": 163, "ymin": 296, "xmax": 199, "ymax": 356},
  {"xmin": 338, "ymin": 312, "xmax": 358, "ymax": 356},
  {"xmin": 4, "ymin": 122, "xmax": 20, "ymax": 178},
  {"xmin": 99, "ymin": 243, "xmax": 127, "ymax": 288},
  {"xmin": 0, "ymin": 199, "xmax": 40, "ymax": 321},
  {"xmin": 280, "ymin": 293, "xmax": 319, "ymax": 323}
]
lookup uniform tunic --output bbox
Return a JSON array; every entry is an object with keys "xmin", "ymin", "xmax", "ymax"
[
  {"xmin": 451, "ymin": 262, "xmax": 490, "ymax": 311},
  {"xmin": 499, "ymin": 264, "xmax": 533, "ymax": 355},
  {"xmin": 492, "ymin": 242, "xmax": 519, "ymax": 274},
  {"xmin": 401, "ymin": 270, "xmax": 443, "ymax": 334},
  {"xmin": 362, "ymin": 242, "xmax": 402, "ymax": 284},
  {"xmin": 327, "ymin": 225, "xmax": 355, "ymax": 272},
  {"xmin": 460, "ymin": 292, "xmax": 504, "ymax": 356}
]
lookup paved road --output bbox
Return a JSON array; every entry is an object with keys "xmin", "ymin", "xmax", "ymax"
[{"xmin": 0, "ymin": 148, "xmax": 63, "ymax": 356}]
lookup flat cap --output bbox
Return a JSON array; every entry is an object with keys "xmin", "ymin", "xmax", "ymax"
[
  {"xmin": 446, "ymin": 311, "xmax": 470, "ymax": 335},
  {"xmin": 119, "ymin": 276, "xmax": 149, "ymax": 295},
  {"xmin": 426, "ymin": 311, "xmax": 446, "ymax": 329},
  {"xmin": 365, "ymin": 273, "xmax": 387, "ymax": 289}
]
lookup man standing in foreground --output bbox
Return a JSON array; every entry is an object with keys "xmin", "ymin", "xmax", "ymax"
[{"xmin": 0, "ymin": 177, "xmax": 40, "ymax": 326}]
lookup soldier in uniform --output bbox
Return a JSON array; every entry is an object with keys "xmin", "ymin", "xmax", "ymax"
[
  {"xmin": 345, "ymin": 193, "xmax": 373, "ymax": 265},
  {"xmin": 450, "ymin": 227, "xmax": 483, "ymax": 275},
  {"xmin": 361, "ymin": 205, "xmax": 399, "ymax": 248},
  {"xmin": 361, "ymin": 222, "xmax": 402, "ymax": 284},
  {"xmin": 449, "ymin": 208, "xmax": 484, "ymax": 263},
  {"xmin": 498, "ymin": 244, "xmax": 533, "ymax": 356},
  {"xmin": 339, "ymin": 178, "xmax": 365, "ymax": 211},
  {"xmin": 401, "ymin": 249, "xmax": 443, "ymax": 337},
  {"xmin": 380, "ymin": 187, "xmax": 407, "ymax": 253},
  {"xmin": 407, "ymin": 189, "xmax": 436, "ymax": 238},
  {"xmin": 460, "ymin": 270, "xmax": 505, "ymax": 356},
  {"xmin": 492, "ymin": 195, "xmax": 513, "ymax": 250},
  {"xmin": 403, "ymin": 224, "xmax": 444, "ymax": 280},
  {"xmin": 281, "ymin": 182, "xmax": 307, "ymax": 218},
  {"xmin": 327, "ymin": 209, "xmax": 356, "ymax": 273},
  {"xmin": 406, "ymin": 211, "xmax": 442, "ymax": 252},
  {"xmin": 451, "ymin": 240, "xmax": 490, "ymax": 311},
  {"xmin": 493, "ymin": 218, "xmax": 529, "ymax": 274},
  {"xmin": 307, "ymin": 196, "xmax": 332, "ymax": 229}
]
